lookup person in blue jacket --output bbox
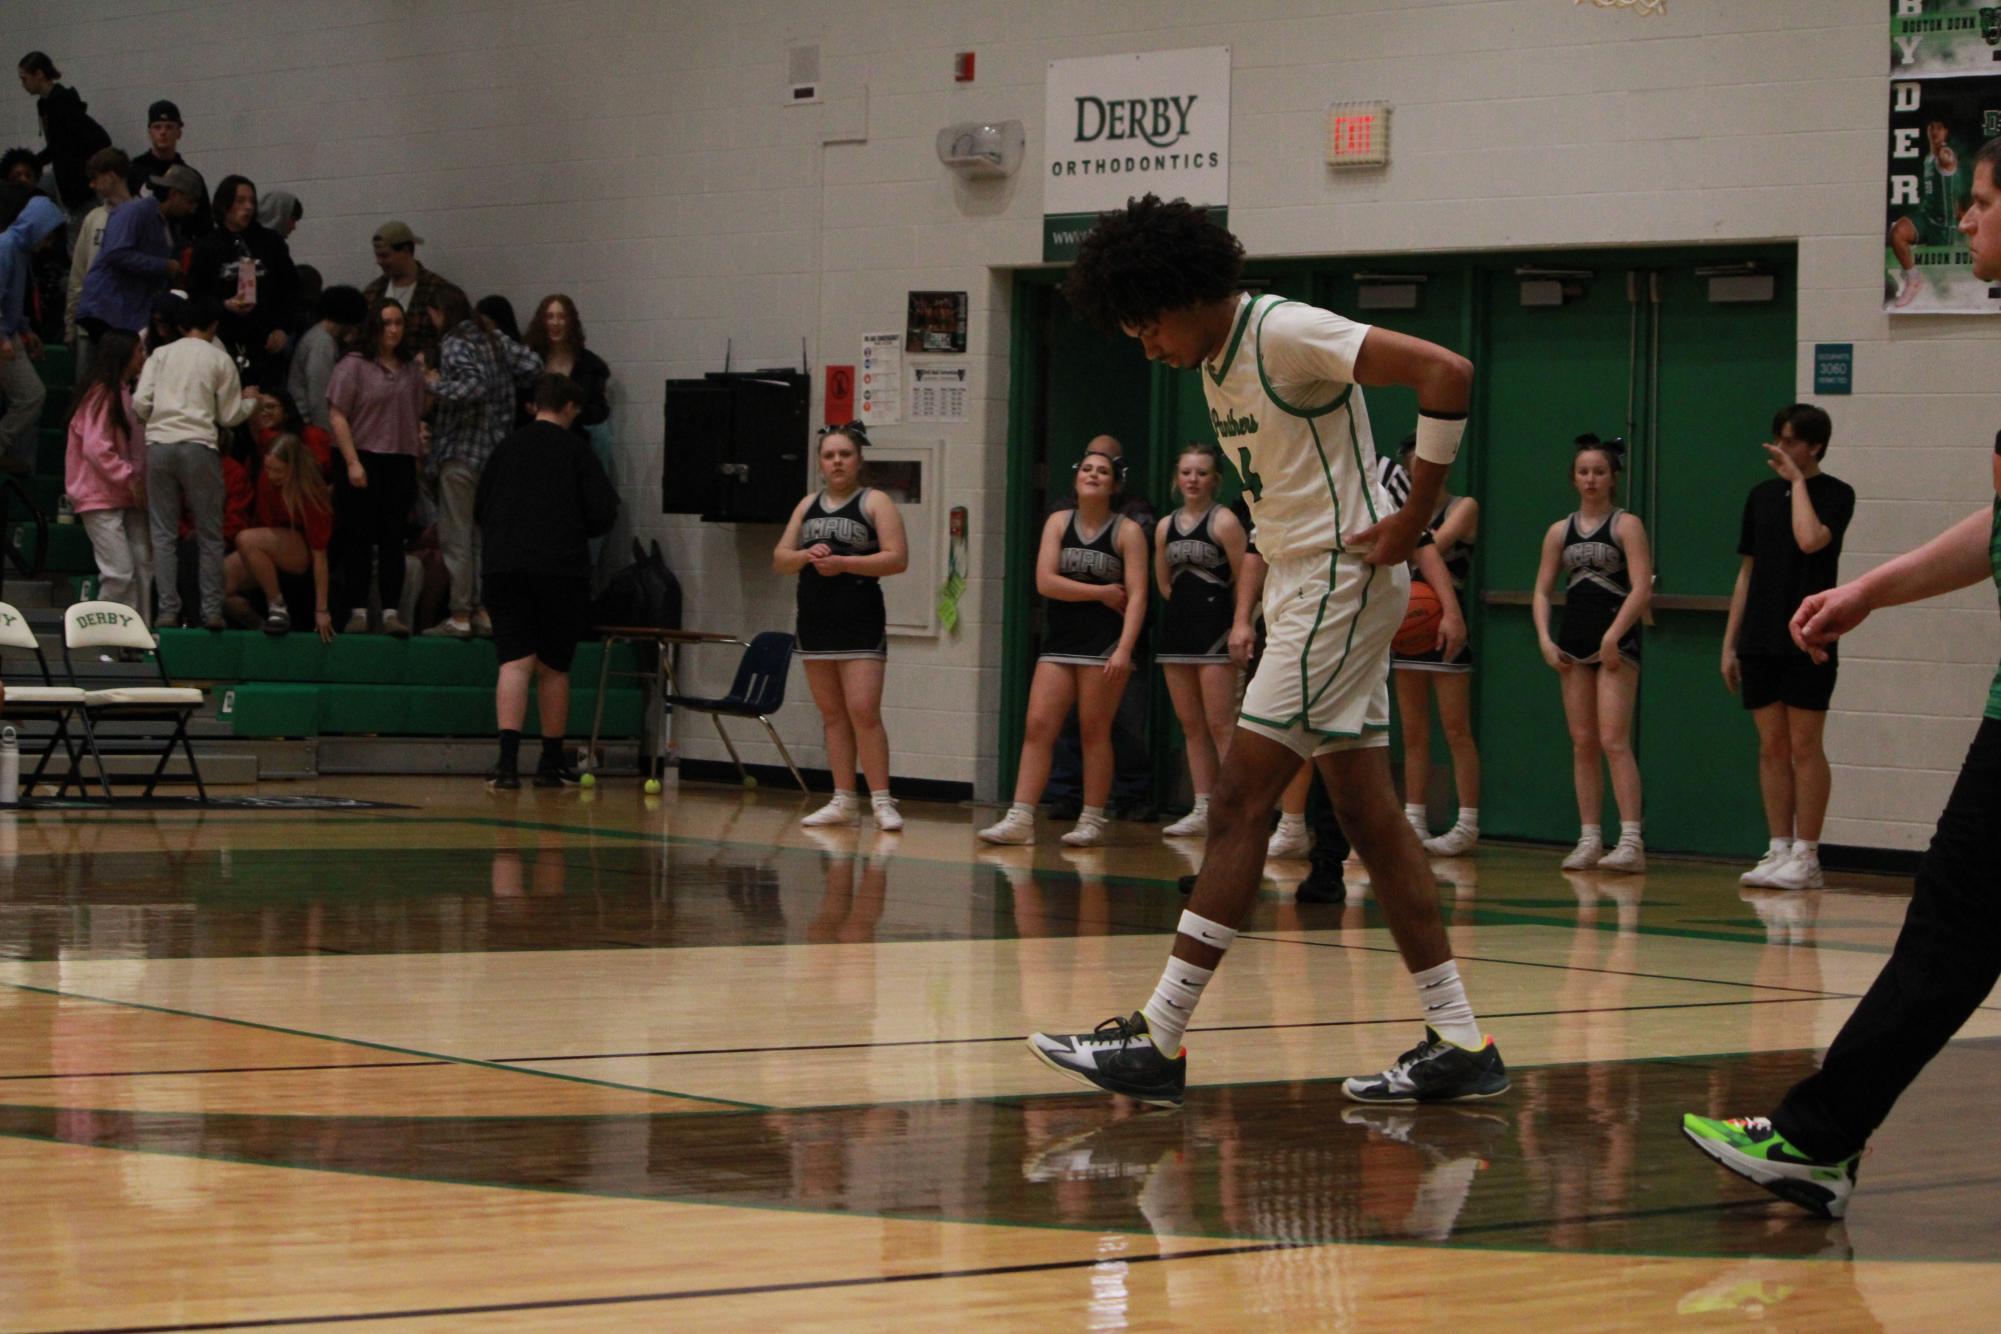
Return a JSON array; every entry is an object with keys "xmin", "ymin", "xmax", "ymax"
[{"xmin": 0, "ymin": 194, "xmax": 66, "ymax": 474}]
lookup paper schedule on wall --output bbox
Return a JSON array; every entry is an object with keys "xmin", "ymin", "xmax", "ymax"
[
  {"xmin": 909, "ymin": 363, "xmax": 969, "ymax": 423},
  {"xmin": 860, "ymin": 333, "xmax": 902, "ymax": 426}
]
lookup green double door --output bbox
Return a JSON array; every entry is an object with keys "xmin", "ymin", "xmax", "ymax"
[{"xmin": 1009, "ymin": 245, "xmax": 1793, "ymax": 855}]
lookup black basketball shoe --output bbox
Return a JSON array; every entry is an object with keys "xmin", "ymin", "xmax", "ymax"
[{"xmin": 1027, "ymin": 1011, "xmax": 1187, "ymax": 1108}]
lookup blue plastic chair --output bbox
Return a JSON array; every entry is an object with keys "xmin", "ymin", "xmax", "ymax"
[{"xmin": 664, "ymin": 631, "xmax": 806, "ymax": 789}]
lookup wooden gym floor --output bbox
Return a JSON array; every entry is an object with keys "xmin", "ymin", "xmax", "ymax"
[{"xmin": 3, "ymin": 777, "xmax": 1999, "ymax": 1330}]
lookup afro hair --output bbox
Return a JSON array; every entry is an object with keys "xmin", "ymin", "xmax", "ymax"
[{"xmin": 1059, "ymin": 193, "xmax": 1244, "ymax": 333}]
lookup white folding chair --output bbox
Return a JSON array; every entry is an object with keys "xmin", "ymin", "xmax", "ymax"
[
  {"xmin": 62, "ymin": 601, "xmax": 209, "ymax": 801},
  {"xmin": 0, "ymin": 600, "xmax": 98, "ymax": 798}
]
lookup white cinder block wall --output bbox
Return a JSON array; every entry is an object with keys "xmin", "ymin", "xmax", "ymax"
[{"xmin": 12, "ymin": 0, "xmax": 1991, "ymax": 848}]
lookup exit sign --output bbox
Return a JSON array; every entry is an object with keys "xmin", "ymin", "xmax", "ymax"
[{"xmin": 1326, "ymin": 101, "xmax": 1391, "ymax": 167}]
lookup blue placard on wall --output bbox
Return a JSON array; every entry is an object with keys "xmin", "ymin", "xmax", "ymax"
[{"xmin": 1813, "ymin": 343, "xmax": 1853, "ymax": 396}]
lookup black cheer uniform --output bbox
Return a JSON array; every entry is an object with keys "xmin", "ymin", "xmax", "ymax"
[
  {"xmin": 1157, "ymin": 506, "xmax": 1234, "ymax": 664},
  {"xmin": 1392, "ymin": 494, "xmax": 1477, "ymax": 674},
  {"xmin": 1040, "ymin": 511, "xmax": 1129, "ymax": 664},
  {"xmin": 1556, "ymin": 507, "xmax": 1640, "ymax": 666},
  {"xmin": 795, "ymin": 487, "xmax": 887, "ymax": 660}
]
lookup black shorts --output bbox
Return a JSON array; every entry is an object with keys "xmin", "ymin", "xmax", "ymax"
[
  {"xmin": 797, "ymin": 579, "xmax": 886, "ymax": 660},
  {"xmin": 1740, "ymin": 652, "xmax": 1837, "ymax": 712},
  {"xmin": 484, "ymin": 572, "xmax": 591, "ymax": 672}
]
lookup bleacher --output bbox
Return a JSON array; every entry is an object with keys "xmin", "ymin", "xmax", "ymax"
[{"xmin": 1, "ymin": 344, "xmax": 643, "ymax": 781}]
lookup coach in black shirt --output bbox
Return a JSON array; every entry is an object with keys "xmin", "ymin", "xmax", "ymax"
[
  {"xmin": 1722, "ymin": 403, "xmax": 1856, "ymax": 892},
  {"xmin": 476, "ymin": 371, "xmax": 620, "ymax": 790}
]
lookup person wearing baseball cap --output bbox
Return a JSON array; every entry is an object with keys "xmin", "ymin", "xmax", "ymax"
[
  {"xmin": 76, "ymin": 161, "xmax": 195, "ymax": 337},
  {"xmin": 126, "ymin": 98, "xmax": 210, "ymax": 243},
  {"xmin": 362, "ymin": 219, "xmax": 462, "ymax": 368}
]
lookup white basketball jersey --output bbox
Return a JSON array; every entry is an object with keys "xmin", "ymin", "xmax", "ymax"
[{"xmin": 1200, "ymin": 293, "xmax": 1387, "ymax": 562}]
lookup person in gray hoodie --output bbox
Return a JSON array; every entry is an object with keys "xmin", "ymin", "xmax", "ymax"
[{"xmin": 0, "ymin": 194, "xmax": 66, "ymax": 473}]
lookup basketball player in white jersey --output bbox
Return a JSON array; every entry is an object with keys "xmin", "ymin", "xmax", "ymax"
[{"xmin": 1029, "ymin": 194, "xmax": 1507, "ymax": 1107}]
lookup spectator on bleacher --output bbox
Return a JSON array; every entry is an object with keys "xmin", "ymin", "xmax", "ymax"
[
  {"xmin": 0, "ymin": 195, "xmax": 65, "ymax": 476},
  {"xmin": 285, "ymin": 283, "xmax": 363, "ymax": 433},
  {"xmin": 361, "ymin": 221, "xmax": 460, "ymax": 370},
  {"xmin": 476, "ymin": 372, "xmax": 619, "ymax": 790},
  {"xmin": 77, "ymin": 162, "xmax": 192, "ymax": 338},
  {"xmin": 125, "ymin": 100, "xmax": 209, "ymax": 246},
  {"xmin": 1, "ymin": 147, "xmax": 40, "ymax": 193},
  {"xmin": 475, "ymin": 294, "xmax": 519, "ymax": 340},
  {"xmin": 525, "ymin": 294, "xmax": 609, "ymax": 440},
  {"xmin": 63, "ymin": 146, "xmax": 128, "ymax": 382},
  {"xmin": 327, "ymin": 297, "xmax": 425, "ymax": 637},
  {"xmin": 225, "ymin": 433, "xmax": 332, "ymax": 641},
  {"xmin": 422, "ymin": 287, "xmax": 540, "ymax": 639},
  {"xmin": 65, "ymin": 328, "xmax": 150, "ymax": 619},
  {"xmin": 16, "ymin": 53, "xmax": 111, "ymax": 225},
  {"xmin": 134, "ymin": 292, "xmax": 258, "ymax": 630},
  {"xmin": 190, "ymin": 175, "xmax": 296, "ymax": 388},
  {"xmin": 256, "ymin": 189, "xmax": 301, "ymax": 240},
  {"xmin": 252, "ymin": 387, "xmax": 334, "ymax": 476}
]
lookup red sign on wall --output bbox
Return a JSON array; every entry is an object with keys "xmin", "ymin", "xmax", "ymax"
[{"xmin": 824, "ymin": 365, "xmax": 856, "ymax": 424}]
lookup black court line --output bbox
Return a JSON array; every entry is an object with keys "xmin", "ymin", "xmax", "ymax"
[{"xmin": 0, "ymin": 994, "xmax": 1853, "ymax": 1085}]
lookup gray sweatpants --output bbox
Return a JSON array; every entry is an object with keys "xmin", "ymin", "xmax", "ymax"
[
  {"xmin": 146, "ymin": 439, "xmax": 225, "ymax": 625},
  {"xmin": 0, "ymin": 350, "xmax": 46, "ymax": 471}
]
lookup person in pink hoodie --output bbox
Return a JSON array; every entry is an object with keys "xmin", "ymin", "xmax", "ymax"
[{"xmin": 65, "ymin": 328, "xmax": 150, "ymax": 618}]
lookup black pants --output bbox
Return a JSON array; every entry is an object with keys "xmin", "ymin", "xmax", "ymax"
[
  {"xmin": 1305, "ymin": 761, "xmax": 1352, "ymax": 872},
  {"xmin": 335, "ymin": 451, "xmax": 416, "ymax": 616},
  {"xmin": 1774, "ymin": 717, "xmax": 2001, "ymax": 1161}
]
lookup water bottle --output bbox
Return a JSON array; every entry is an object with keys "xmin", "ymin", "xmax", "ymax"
[
  {"xmin": 0, "ymin": 726, "xmax": 18, "ymax": 805},
  {"xmin": 56, "ymin": 492, "xmax": 74, "ymax": 524}
]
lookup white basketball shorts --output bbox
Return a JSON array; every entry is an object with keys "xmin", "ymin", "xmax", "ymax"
[{"xmin": 1239, "ymin": 549, "xmax": 1408, "ymax": 758}]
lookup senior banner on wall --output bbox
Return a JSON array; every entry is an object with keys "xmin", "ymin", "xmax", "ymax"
[
  {"xmin": 1887, "ymin": 1, "xmax": 2001, "ymax": 312},
  {"xmin": 1043, "ymin": 46, "xmax": 1231, "ymax": 262}
]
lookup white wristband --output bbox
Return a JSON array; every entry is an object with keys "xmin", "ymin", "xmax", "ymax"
[{"xmin": 1414, "ymin": 413, "xmax": 1467, "ymax": 466}]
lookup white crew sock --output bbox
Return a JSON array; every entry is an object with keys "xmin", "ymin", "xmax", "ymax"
[
  {"xmin": 1579, "ymin": 823, "xmax": 1602, "ymax": 844},
  {"xmin": 1009, "ymin": 802, "xmax": 1034, "ymax": 819},
  {"xmin": 1412, "ymin": 960, "xmax": 1482, "ymax": 1050},
  {"xmin": 1078, "ymin": 804, "xmax": 1105, "ymax": 823},
  {"xmin": 1768, "ymin": 836, "xmax": 1794, "ymax": 858},
  {"xmin": 1276, "ymin": 813, "xmax": 1305, "ymax": 835},
  {"xmin": 1405, "ymin": 802, "xmax": 1427, "ymax": 827},
  {"xmin": 1454, "ymin": 806, "xmax": 1479, "ymax": 831},
  {"xmin": 1189, "ymin": 795, "xmax": 1209, "ymax": 812},
  {"xmin": 1619, "ymin": 820, "xmax": 1643, "ymax": 845},
  {"xmin": 1140, "ymin": 956, "xmax": 1215, "ymax": 1054},
  {"xmin": 1794, "ymin": 839, "xmax": 1819, "ymax": 863}
]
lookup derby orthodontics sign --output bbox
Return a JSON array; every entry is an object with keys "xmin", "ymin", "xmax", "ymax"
[{"xmin": 1043, "ymin": 46, "xmax": 1231, "ymax": 261}]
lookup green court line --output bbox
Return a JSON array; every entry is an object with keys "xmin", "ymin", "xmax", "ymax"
[{"xmin": 0, "ymin": 981, "xmax": 768, "ymax": 1112}]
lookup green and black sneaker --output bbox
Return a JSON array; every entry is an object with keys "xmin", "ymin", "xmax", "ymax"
[{"xmin": 1682, "ymin": 1113, "xmax": 1860, "ymax": 1219}]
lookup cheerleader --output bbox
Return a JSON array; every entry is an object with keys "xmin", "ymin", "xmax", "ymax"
[
  {"xmin": 1155, "ymin": 442, "xmax": 1247, "ymax": 839},
  {"xmin": 773, "ymin": 421, "xmax": 909, "ymax": 829},
  {"xmin": 980, "ymin": 448, "xmax": 1149, "ymax": 847},
  {"xmin": 1532, "ymin": 435, "xmax": 1652, "ymax": 872}
]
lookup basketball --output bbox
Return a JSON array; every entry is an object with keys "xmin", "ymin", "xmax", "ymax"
[{"xmin": 1393, "ymin": 580, "xmax": 1444, "ymax": 655}]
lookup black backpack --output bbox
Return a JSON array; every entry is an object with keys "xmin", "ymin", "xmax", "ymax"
[{"xmin": 590, "ymin": 539, "xmax": 682, "ymax": 630}]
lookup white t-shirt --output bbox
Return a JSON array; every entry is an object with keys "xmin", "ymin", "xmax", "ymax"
[
  {"xmin": 384, "ymin": 277, "xmax": 417, "ymax": 311},
  {"xmin": 132, "ymin": 336, "xmax": 254, "ymax": 447},
  {"xmin": 1199, "ymin": 293, "xmax": 1387, "ymax": 562}
]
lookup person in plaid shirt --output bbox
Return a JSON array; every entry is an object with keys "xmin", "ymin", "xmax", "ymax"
[
  {"xmin": 361, "ymin": 220, "xmax": 462, "ymax": 369},
  {"xmin": 422, "ymin": 286, "xmax": 541, "ymax": 637}
]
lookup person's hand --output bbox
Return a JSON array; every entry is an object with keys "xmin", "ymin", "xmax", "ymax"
[
  {"xmin": 423, "ymin": 367, "xmax": 440, "ymax": 385},
  {"xmin": 1437, "ymin": 607, "xmax": 1467, "ymax": 661},
  {"xmin": 163, "ymin": 259, "xmax": 182, "ymax": 281},
  {"xmin": 1540, "ymin": 637, "xmax": 1567, "ymax": 672},
  {"xmin": 1791, "ymin": 583, "xmax": 1870, "ymax": 664},
  {"xmin": 347, "ymin": 459, "xmax": 368, "ymax": 489},
  {"xmin": 1103, "ymin": 647, "xmax": 1133, "ymax": 687},
  {"xmin": 809, "ymin": 553, "xmax": 846, "ymax": 576},
  {"xmin": 223, "ymin": 296, "xmax": 253, "ymax": 315},
  {"xmin": 264, "ymin": 329, "xmax": 287, "ymax": 354},
  {"xmin": 1721, "ymin": 651, "xmax": 1741, "ymax": 693},
  {"xmin": 0, "ymin": 338, "xmax": 15, "ymax": 364},
  {"xmin": 316, "ymin": 609, "xmax": 334, "ymax": 644},
  {"xmin": 1345, "ymin": 508, "xmax": 1425, "ymax": 566},
  {"xmin": 1763, "ymin": 441, "xmax": 1804, "ymax": 483},
  {"xmin": 1227, "ymin": 620, "xmax": 1256, "ymax": 669},
  {"xmin": 1098, "ymin": 583, "xmax": 1128, "ymax": 614},
  {"xmin": 21, "ymin": 330, "xmax": 42, "ymax": 359},
  {"xmin": 1599, "ymin": 634, "xmax": 1624, "ymax": 672}
]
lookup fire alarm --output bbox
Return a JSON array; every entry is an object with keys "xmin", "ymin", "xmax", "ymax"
[{"xmin": 954, "ymin": 51, "xmax": 975, "ymax": 83}]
